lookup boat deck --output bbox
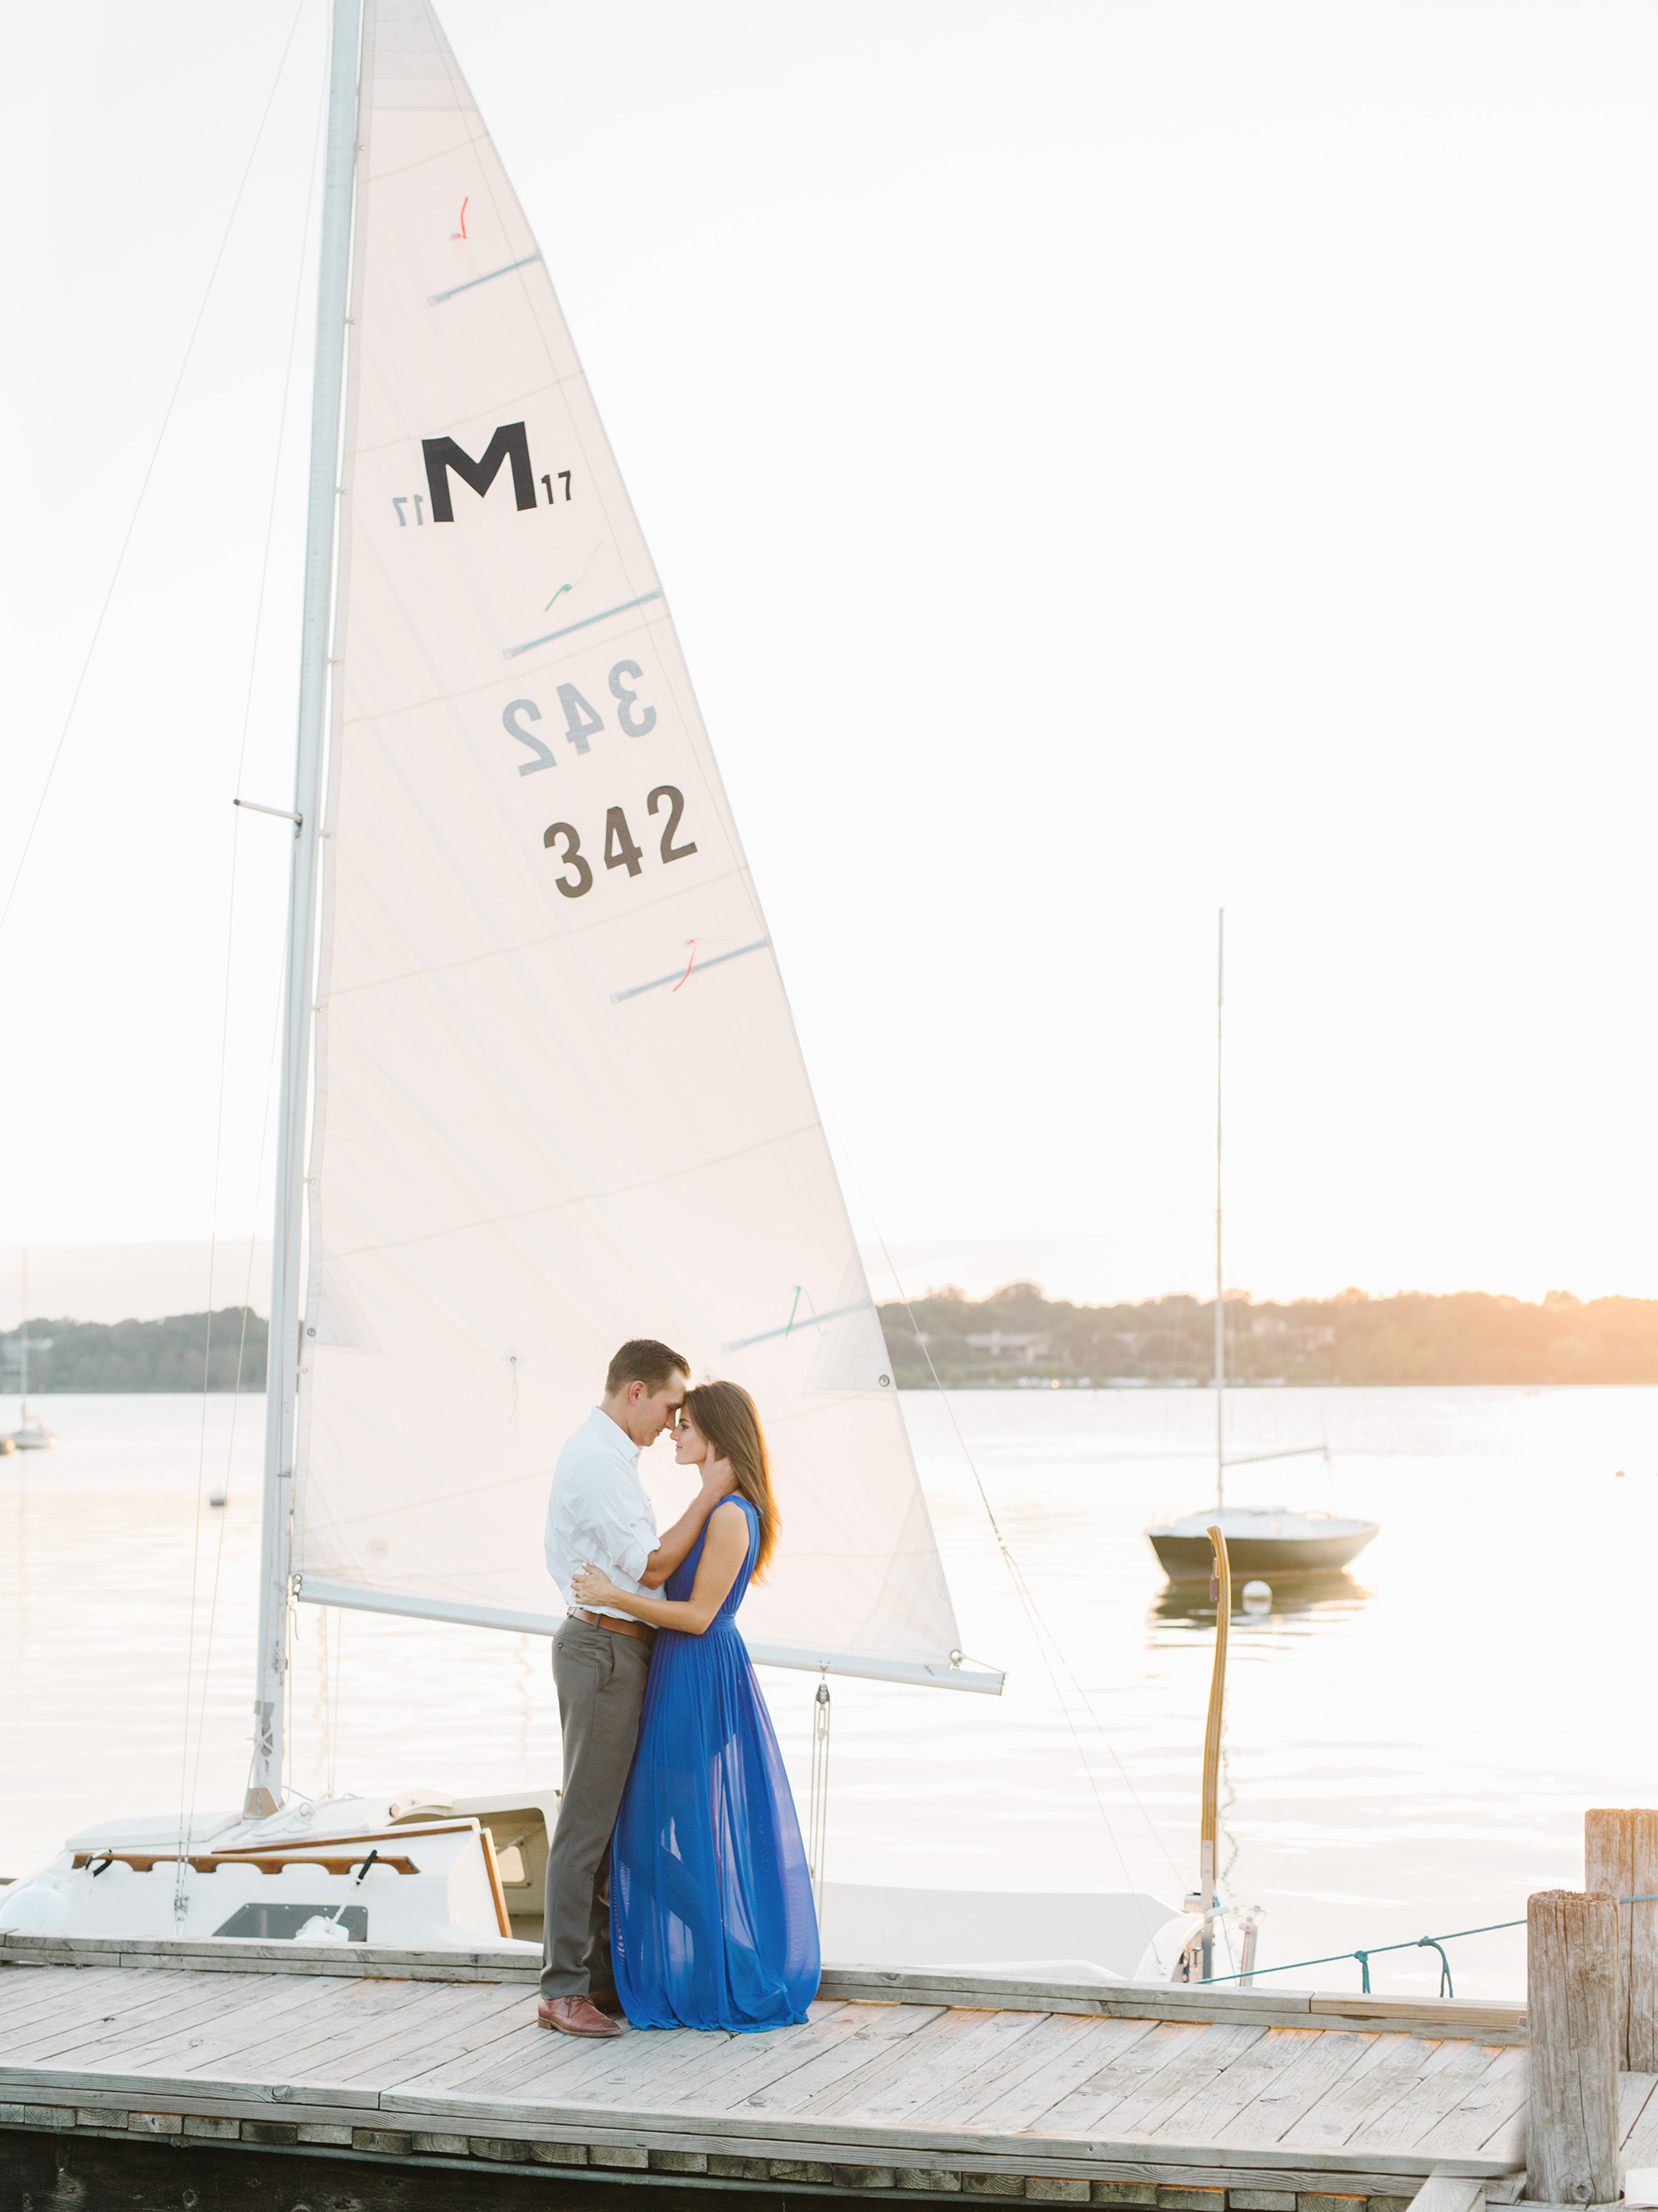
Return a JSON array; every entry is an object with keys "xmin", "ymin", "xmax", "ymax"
[{"xmin": 0, "ymin": 1932, "xmax": 1629, "ymax": 2205}]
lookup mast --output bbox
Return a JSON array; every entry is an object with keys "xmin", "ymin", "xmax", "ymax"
[
  {"xmin": 246, "ymin": 0, "xmax": 364, "ymax": 1819},
  {"xmin": 1214, "ymin": 909, "xmax": 1224, "ymax": 1513}
]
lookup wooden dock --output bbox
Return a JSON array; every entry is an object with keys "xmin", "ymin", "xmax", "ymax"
[{"xmin": 0, "ymin": 1930, "xmax": 1588, "ymax": 2208}]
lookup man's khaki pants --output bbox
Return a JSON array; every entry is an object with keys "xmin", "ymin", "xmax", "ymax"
[{"xmin": 540, "ymin": 1616, "xmax": 651, "ymax": 2001}]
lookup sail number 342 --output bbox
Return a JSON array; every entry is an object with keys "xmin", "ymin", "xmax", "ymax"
[{"xmin": 545, "ymin": 787, "xmax": 696, "ymax": 898}]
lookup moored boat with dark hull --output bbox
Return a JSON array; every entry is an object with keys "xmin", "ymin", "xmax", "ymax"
[{"xmin": 1147, "ymin": 1504, "xmax": 1379, "ymax": 1583}]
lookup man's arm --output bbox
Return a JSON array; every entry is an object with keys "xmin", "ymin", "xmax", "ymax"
[
  {"xmin": 549, "ymin": 1452, "xmax": 652, "ymax": 1600},
  {"xmin": 579, "ymin": 1501, "xmax": 751, "ymax": 1632},
  {"xmin": 640, "ymin": 1460, "xmax": 738, "ymax": 1589}
]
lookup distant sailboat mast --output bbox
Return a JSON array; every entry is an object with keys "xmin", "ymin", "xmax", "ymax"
[
  {"xmin": 1214, "ymin": 909, "xmax": 1224, "ymax": 1513},
  {"xmin": 245, "ymin": 0, "xmax": 363, "ymax": 1822},
  {"xmin": 1147, "ymin": 908, "xmax": 1379, "ymax": 1585},
  {"xmin": 18, "ymin": 1248, "xmax": 28, "ymax": 1426}
]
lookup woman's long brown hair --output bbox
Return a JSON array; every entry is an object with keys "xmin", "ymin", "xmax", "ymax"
[{"xmin": 683, "ymin": 1380, "xmax": 778, "ymax": 1582}]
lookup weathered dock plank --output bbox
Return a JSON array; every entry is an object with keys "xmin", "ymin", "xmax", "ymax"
[
  {"xmin": 1, "ymin": 1969, "xmax": 265, "ymax": 2071},
  {"xmin": 0, "ymin": 1964, "xmax": 202, "ymax": 2056},
  {"xmin": 1619, "ymin": 2069, "xmax": 1658, "ymax": 2168},
  {"xmin": 1217, "ymin": 2030, "xmax": 1381, "ymax": 2149},
  {"xmin": 906, "ymin": 2011, "xmax": 1122, "ymax": 2132},
  {"xmin": 326, "ymin": 1978, "xmax": 553, "ymax": 2086},
  {"xmin": 721, "ymin": 2001, "xmax": 969, "ymax": 2121},
  {"xmin": 1282, "ymin": 2030, "xmax": 1451, "ymax": 2151},
  {"xmin": 1038, "ymin": 2019, "xmax": 1224, "ymax": 2137},
  {"xmin": 255, "ymin": 1973, "xmax": 519, "ymax": 2084},
  {"xmin": 791, "ymin": 2009, "xmax": 1055, "ymax": 2126},
  {"xmin": 1343, "ymin": 2040, "xmax": 1511, "ymax": 2152},
  {"xmin": 0, "ymin": 1942, "xmax": 1534, "ymax": 2205},
  {"xmin": 967, "ymin": 2016, "xmax": 1167, "ymax": 2136},
  {"xmin": 75, "ymin": 1968, "xmax": 430, "ymax": 2089},
  {"xmin": 1150, "ymin": 2026, "xmax": 1330, "ymax": 2147},
  {"xmin": 0, "ymin": 1963, "xmax": 143, "ymax": 2040},
  {"xmin": 633, "ymin": 2004, "xmax": 865, "ymax": 2112},
  {"xmin": 1413, "ymin": 2044, "xmax": 1528, "ymax": 2157},
  {"xmin": 816, "ymin": 1971, "xmax": 1525, "ymax": 2045},
  {"xmin": 1094, "ymin": 2022, "xmax": 1277, "ymax": 2143}
]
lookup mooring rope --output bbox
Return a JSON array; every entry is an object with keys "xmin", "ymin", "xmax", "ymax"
[{"xmin": 1198, "ymin": 1896, "xmax": 1658, "ymax": 1997}]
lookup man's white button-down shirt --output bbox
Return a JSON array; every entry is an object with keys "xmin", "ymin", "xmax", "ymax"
[{"xmin": 545, "ymin": 1406, "xmax": 658, "ymax": 1620}]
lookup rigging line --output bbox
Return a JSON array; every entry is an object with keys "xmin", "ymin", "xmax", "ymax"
[
  {"xmin": 872, "ymin": 1242, "xmax": 1185, "ymax": 1888},
  {"xmin": 0, "ymin": 0, "xmax": 310, "ymax": 952},
  {"xmin": 329, "ymin": 1605, "xmax": 346, "ymax": 1800},
  {"xmin": 188, "ymin": 971, "xmax": 296, "ymax": 1823},
  {"xmin": 233, "ymin": 28, "xmax": 331, "ymax": 806},
  {"xmin": 988, "ymin": 1518, "xmax": 1189, "ymax": 1884},
  {"xmin": 863, "ymin": 1211, "xmax": 1173, "ymax": 1913},
  {"xmin": 182, "ymin": 40, "xmax": 331, "ymax": 1846},
  {"xmin": 173, "ymin": 818, "xmax": 242, "ymax": 1872},
  {"xmin": 872, "ymin": 1223, "xmax": 1187, "ymax": 1892}
]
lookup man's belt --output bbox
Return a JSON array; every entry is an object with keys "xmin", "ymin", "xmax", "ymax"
[{"xmin": 570, "ymin": 1606, "xmax": 654, "ymax": 1644}]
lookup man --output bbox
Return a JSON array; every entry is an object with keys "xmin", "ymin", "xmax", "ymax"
[{"xmin": 537, "ymin": 1338, "xmax": 731, "ymax": 2038}]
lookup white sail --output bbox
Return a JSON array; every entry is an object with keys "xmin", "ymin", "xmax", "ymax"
[{"xmin": 290, "ymin": 0, "xmax": 997, "ymax": 1693}]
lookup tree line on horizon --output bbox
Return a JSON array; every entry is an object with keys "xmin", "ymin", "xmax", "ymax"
[
  {"xmin": 4, "ymin": 1285, "xmax": 1654, "ymax": 1392},
  {"xmin": 878, "ymin": 1282, "xmax": 1658, "ymax": 1387},
  {"xmin": 2, "ymin": 1310, "xmax": 267, "ymax": 1393}
]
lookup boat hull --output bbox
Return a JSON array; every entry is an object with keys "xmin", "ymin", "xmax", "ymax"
[{"xmin": 1148, "ymin": 1527, "xmax": 1376, "ymax": 1581}]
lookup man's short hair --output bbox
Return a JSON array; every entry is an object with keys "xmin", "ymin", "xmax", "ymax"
[{"xmin": 606, "ymin": 1338, "xmax": 691, "ymax": 1398}]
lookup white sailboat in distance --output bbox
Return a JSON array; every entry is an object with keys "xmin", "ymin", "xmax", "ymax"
[
  {"xmin": 7, "ymin": 1251, "xmax": 56, "ymax": 1452},
  {"xmin": 0, "ymin": 0, "xmax": 1182, "ymax": 1982},
  {"xmin": 1146, "ymin": 914, "xmax": 1378, "ymax": 1585}
]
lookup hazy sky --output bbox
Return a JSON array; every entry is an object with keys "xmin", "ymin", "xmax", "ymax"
[{"xmin": 4, "ymin": 0, "xmax": 1657, "ymax": 1320}]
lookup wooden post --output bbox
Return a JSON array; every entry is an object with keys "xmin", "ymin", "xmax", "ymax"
[
  {"xmin": 1585, "ymin": 1806, "xmax": 1658, "ymax": 2071},
  {"xmin": 1198, "ymin": 1525, "xmax": 1231, "ymax": 1981},
  {"xmin": 1526, "ymin": 1889, "xmax": 1621, "ymax": 2207}
]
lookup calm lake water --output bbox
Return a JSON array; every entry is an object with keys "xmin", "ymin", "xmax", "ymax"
[{"xmin": 3, "ymin": 1384, "xmax": 1652, "ymax": 2001}]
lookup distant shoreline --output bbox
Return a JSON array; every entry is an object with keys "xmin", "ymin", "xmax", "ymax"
[
  {"xmin": 4, "ymin": 1282, "xmax": 1654, "ymax": 1393},
  {"xmin": 1, "ymin": 1309, "xmax": 266, "ymax": 1394},
  {"xmin": 880, "ymin": 1282, "xmax": 1658, "ymax": 1388}
]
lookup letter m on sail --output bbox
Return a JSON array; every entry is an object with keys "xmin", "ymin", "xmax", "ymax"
[{"xmin": 421, "ymin": 422, "xmax": 536, "ymax": 522}]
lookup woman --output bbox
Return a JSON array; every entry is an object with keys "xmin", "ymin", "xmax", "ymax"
[{"xmin": 569, "ymin": 1380, "xmax": 820, "ymax": 2031}]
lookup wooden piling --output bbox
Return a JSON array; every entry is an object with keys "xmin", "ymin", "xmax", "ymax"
[
  {"xmin": 1198, "ymin": 1524, "xmax": 1231, "ymax": 1980},
  {"xmin": 1525, "ymin": 1889, "xmax": 1621, "ymax": 2207},
  {"xmin": 1584, "ymin": 1806, "xmax": 1658, "ymax": 2071}
]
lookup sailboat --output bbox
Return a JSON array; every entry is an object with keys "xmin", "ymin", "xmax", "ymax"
[
  {"xmin": 7, "ymin": 1252, "xmax": 56, "ymax": 1452},
  {"xmin": 1146, "ymin": 915, "xmax": 1376, "ymax": 1585},
  {"xmin": 0, "ymin": 0, "xmax": 1181, "ymax": 1982}
]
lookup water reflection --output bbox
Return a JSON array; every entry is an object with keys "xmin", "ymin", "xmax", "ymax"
[{"xmin": 1148, "ymin": 1568, "xmax": 1371, "ymax": 1631}]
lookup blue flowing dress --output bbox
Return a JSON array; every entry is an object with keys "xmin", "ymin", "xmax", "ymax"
[{"xmin": 610, "ymin": 1498, "xmax": 821, "ymax": 2030}]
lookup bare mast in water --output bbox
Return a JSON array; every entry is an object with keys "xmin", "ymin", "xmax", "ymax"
[
  {"xmin": 1214, "ymin": 909, "xmax": 1224, "ymax": 1513},
  {"xmin": 245, "ymin": 0, "xmax": 364, "ymax": 1819},
  {"xmin": 1149, "ymin": 911, "xmax": 1379, "ymax": 1583}
]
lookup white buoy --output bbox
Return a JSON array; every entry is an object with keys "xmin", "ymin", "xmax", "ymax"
[{"xmin": 1241, "ymin": 1579, "xmax": 1273, "ymax": 1611}]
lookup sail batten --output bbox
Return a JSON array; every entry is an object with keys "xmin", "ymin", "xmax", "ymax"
[{"xmin": 291, "ymin": 0, "xmax": 981, "ymax": 1692}]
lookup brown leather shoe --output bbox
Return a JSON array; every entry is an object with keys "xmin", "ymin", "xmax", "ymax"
[{"xmin": 538, "ymin": 1994, "xmax": 623, "ymax": 2038}]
